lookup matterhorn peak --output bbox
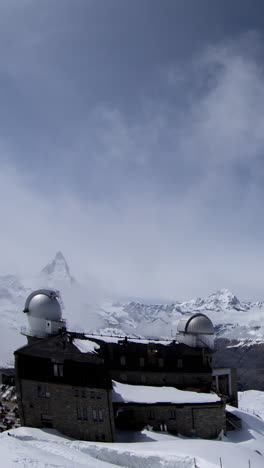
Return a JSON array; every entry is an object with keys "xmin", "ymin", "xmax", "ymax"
[
  {"xmin": 41, "ymin": 251, "xmax": 76, "ymax": 285},
  {"xmin": 54, "ymin": 251, "xmax": 65, "ymax": 261}
]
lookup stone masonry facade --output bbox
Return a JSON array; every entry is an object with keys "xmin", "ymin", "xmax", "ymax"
[
  {"xmin": 14, "ymin": 332, "xmax": 232, "ymax": 442},
  {"xmin": 114, "ymin": 402, "xmax": 225, "ymax": 439},
  {"xmin": 17, "ymin": 379, "xmax": 115, "ymax": 442}
]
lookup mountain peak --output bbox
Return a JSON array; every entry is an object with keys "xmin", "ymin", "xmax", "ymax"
[
  {"xmin": 206, "ymin": 288, "xmax": 241, "ymax": 308},
  {"xmin": 41, "ymin": 252, "xmax": 75, "ymax": 285},
  {"xmin": 55, "ymin": 251, "xmax": 65, "ymax": 261}
]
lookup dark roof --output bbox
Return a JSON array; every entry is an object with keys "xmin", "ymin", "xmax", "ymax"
[
  {"xmin": 0, "ymin": 368, "xmax": 15, "ymax": 376},
  {"xmin": 14, "ymin": 333, "xmax": 104, "ymax": 365}
]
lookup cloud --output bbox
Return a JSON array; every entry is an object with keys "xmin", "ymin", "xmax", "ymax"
[{"xmin": 1, "ymin": 33, "xmax": 264, "ymax": 301}]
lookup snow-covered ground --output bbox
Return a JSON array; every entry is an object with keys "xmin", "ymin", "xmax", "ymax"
[
  {"xmin": 238, "ymin": 390, "xmax": 264, "ymax": 420},
  {"xmin": 0, "ymin": 404, "xmax": 263, "ymax": 468}
]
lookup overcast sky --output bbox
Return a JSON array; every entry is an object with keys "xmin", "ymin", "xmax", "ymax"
[{"xmin": 2, "ymin": 0, "xmax": 264, "ymax": 301}]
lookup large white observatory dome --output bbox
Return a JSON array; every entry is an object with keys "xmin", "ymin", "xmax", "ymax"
[
  {"xmin": 176, "ymin": 313, "xmax": 215, "ymax": 349},
  {"xmin": 25, "ymin": 291, "xmax": 61, "ymax": 320},
  {"xmin": 22, "ymin": 289, "xmax": 66, "ymax": 338}
]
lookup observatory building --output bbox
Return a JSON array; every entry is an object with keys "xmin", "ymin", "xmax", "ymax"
[
  {"xmin": 22, "ymin": 289, "xmax": 66, "ymax": 340},
  {"xmin": 176, "ymin": 313, "xmax": 215, "ymax": 349},
  {"xmin": 14, "ymin": 290, "xmax": 237, "ymax": 442}
]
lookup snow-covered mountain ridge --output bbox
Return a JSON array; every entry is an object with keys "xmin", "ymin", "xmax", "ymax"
[
  {"xmin": 98, "ymin": 288, "xmax": 264, "ymax": 343},
  {"xmin": 1, "ymin": 252, "xmax": 264, "ymax": 367}
]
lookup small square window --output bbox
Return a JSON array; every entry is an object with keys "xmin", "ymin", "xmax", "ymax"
[{"xmin": 37, "ymin": 385, "xmax": 50, "ymax": 398}]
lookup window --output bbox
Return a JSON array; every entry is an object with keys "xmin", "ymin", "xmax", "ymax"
[
  {"xmin": 76, "ymin": 408, "xmax": 82, "ymax": 420},
  {"xmin": 91, "ymin": 409, "xmax": 103, "ymax": 422},
  {"xmin": 139, "ymin": 357, "xmax": 145, "ymax": 367},
  {"xmin": 158, "ymin": 358, "xmax": 164, "ymax": 368},
  {"xmin": 141, "ymin": 374, "xmax": 146, "ymax": 384},
  {"xmin": 120, "ymin": 355, "xmax": 126, "ymax": 366},
  {"xmin": 91, "ymin": 391, "xmax": 95, "ymax": 399},
  {"xmin": 169, "ymin": 410, "xmax": 176, "ymax": 420},
  {"xmin": 148, "ymin": 409, "xmax": 155, "ymax": 420},
  {"xmin": 53, "ymin": 363, "xmax": 63, "ymax": 377},
  {"xmin": 82, "ymin": 390, "xmax": 86, "ymax": 398},
  {"xmin": 101, "ymin": 433, "xmax": 105, "ymax": 441},
  {"xmin": 77, "ymin": 407, "xmax": 88, "ymax": 421},
  {"xmin": 37, "ymin": 385, "xmax": 50, "ymax": 398},
  {"xmin": 41, "ymin": 414, "xmax": 53, "ymax": 428},
  {"xmin": 177, "ymin": 359, "xmax": 183, "ymax": 369},
  {"xmin": 159, "ymin": 423, "xmax": 167, "ymax": 432},
  {"xmin": 75, "ymin": 389, "xmax": 79, "ymax": 397},
  {"xmin": 96, "ymin": 392, "xmax": 101, "ymax": 399},
  {"xmin": 83, "ymin": 408, "xmax": 88, "ymax": 420}
]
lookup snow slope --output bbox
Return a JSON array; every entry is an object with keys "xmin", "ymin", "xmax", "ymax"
[
  {"xmin": 1, "ymin": 402, "xmax": 264, "ymax": 468},
  {"xmin": 238, "ymin": 390, "xmax": 264, "ymax": 420}
]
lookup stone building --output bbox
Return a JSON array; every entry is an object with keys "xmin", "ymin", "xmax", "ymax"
[{"xmin": 14, "ymin": 289, "xmax": 236, "ymax": 442}]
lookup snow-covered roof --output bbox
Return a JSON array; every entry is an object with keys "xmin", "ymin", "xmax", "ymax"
[
  {"xmin": 112, "ymin": 381, "xmax": 221, "ymax": 405},
  {"xmin": 85, "ymin": 334, "xmax": 173, "ymax": 345},
  {"xmin": 73, "ymin": 338, "xmax": 100, "ymax": 354}
]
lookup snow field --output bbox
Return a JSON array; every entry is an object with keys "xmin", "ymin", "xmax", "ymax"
[
  {"xmin": 238, "ymin": 390, "xmax": 264, "ymax": 420},
  {"xmin": 0, "ymin": 403, "xmax": 264, "ymax": 468}
]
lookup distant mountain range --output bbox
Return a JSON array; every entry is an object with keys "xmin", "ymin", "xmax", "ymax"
[{"xmin": 1, "ymin": 251, "xmax": 264, "ymax": 389}]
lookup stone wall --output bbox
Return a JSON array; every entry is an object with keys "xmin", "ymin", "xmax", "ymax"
[
  {"xmin": 17, "ymin": 379, "xmax": 115, "ymax": 442},
  {"xmin": 114, "ymin": 402, "xmax": 225, "ymax": 439}
]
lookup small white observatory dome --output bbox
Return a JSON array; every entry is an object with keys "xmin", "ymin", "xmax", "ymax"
[
  {"xmin": 22, "ymin": 289, "xmax": 66, "ymax": 339},
  {"xmin": 176, "ymin": 313, "xmax": 215, "ymax": 349},
  {"xmin": 177, "ymin": 313, "xmax": 214, "ymax": 335}
]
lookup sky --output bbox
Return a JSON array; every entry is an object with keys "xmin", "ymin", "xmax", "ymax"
[{"xmin": 1, "ymin": 0, "xmax": 264, "ymax": 301}]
